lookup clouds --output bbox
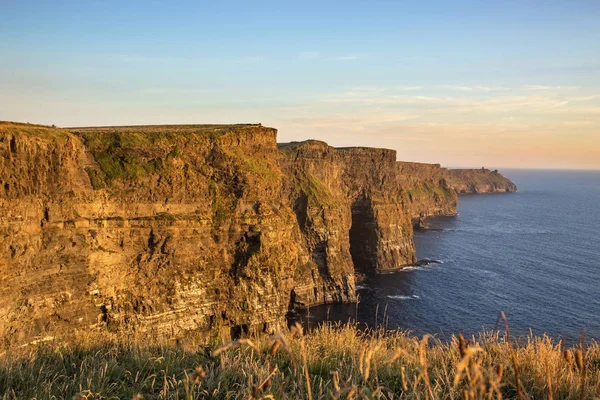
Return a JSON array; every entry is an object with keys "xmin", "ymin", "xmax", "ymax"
[
  {"xmin": 315, "ymin": 85, "xmax": 600, "ymax": 116},
  {"xmin": 282, "ymin": 112, "xmax": 421, "ymax": 130},
  {"xmin": 524, "ymin": 85, "xmax": 578, "ymax": 91},
  {"xmin": 268, "ymin": 82, "xmax": 600, "ymax": 169},
  {"xmin": 441, "ymin": 85, "xmax": 508, "ymax": 93}
]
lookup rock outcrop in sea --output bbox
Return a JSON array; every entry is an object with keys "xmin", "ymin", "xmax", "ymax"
[{"xmin": 0, "ymin": 122, "xmax": 517, "ymax": 345}]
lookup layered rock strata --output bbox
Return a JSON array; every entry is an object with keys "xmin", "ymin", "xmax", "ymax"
[
  {"xmin": 1, "ymin": 123, "xmax": 307, "ymax": 344},
  {"xmin": 279, "ymin": 141, "xmax": 416, "ymax": 287},
  {"xmin": 0, "ymin": 122, "xmax": 515, "ymax": 345}
]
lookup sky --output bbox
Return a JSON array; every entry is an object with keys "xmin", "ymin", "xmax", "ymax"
[{"xmin": 1, "ymin": 0, "xmax": 599, "ymax": 169}]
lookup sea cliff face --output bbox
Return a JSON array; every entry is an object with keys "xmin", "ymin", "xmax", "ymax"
[
  {"xmin": 0, "ymin": 123, "xmax": 306, "ymax": 344},
  {"xmin": 396, "ymin": 162, "xmax": 458, "ymax": 221},
  {"xmin": 279, "ymin": 141, "xmax": 416, "ymax": 277},
  {"xmin": 445, "ymin": 168, "xmax": 518, "ymax": 194},
  {"xmin": 0, "ymin": 122, "xmax": 516, "ymax": 345}
]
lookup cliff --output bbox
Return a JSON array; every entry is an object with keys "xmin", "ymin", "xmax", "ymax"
[
  {"xmin": 279, "ymin": 141, "xmax": 416, "ymax": 281},
  {"xmin": 396, "ymin": 162, "xmax": 458, "ymax": 222},
  {"xmin": 445, "ymin": 168, "xmax": 518, "ymax": 194},
  {"xmin": 0, "ymin": 122, "xmax": 310, "ymax": 344},
  {"xmin": 0, "ymin": 122, "xmax": 516, "ymax": 346}
]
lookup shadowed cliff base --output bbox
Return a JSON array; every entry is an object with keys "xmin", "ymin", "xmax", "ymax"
[
  {"xmin": 349, "ymin": 198, "xmax": 379, "ymax": 273},
  {"xmin": 0, "ymin": 121, "xmax": 516, "ymax": 346}
]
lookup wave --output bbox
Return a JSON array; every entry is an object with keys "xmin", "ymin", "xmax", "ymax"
[
  {"xmin": 445, "ymin": 227, "xmax": 554, "ymax": 235},
  {"xmin": 494, "ymin": 228, "xmax": 555, "ymax": 235},
  {"xmin": 387, "ymin": 294, "xmax": 420, "ymax": 300},
  {"xmin": 377, "ymin": 260, "xmax": 443, "ymax": 275},
  {"xmin": 355, "ymin": 284, "xmax": 369, "ymax": 290},
  {"xmin": 415, "ymin": 258, "xmax": 443, "ymax": 265},
  {"xmin": 399, "ymin": 266, "xmax": 423, "ymax": 272},
  {"xmin": 400, "ymin": 260, "xmax": 443, "ymax": 272}
]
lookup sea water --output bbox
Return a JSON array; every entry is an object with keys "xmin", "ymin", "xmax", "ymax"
[{"xmin": 310, "ymin": 170, "xmax": 600, "ymax": 342}]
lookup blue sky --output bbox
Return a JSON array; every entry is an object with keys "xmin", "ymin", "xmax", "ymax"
[{"xmin": 1, "ymin": 0, "xmax": 599, "ymax": 168}]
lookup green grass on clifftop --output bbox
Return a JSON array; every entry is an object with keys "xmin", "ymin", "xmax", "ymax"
[
  {"xmin": 78, "ymin": 130, "xmax": 180, "ymax": 184},
  {"xmin": 0, "ymin": 121, "xmax": 72, "ymax": 142},
  {"xmin": 405, "ymin": 181, "xmax": 455, "ymax": 201},
  {"xmin": 73, "ymin": 125, "xmax": 280, "ymax": 187},
  {"xmin": 295, "ymin": 174, "xmax": 338, "ymax": 206}
]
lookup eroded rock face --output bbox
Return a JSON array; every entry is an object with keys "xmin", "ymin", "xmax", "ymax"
[
  {"xmin": 1, "ymin": 123, "xmax": 306, "ymax": 344},
  {"xmin": 0, "ymin": 122, "xmax": 516, "ymax": 345},
  {"xmin": 279, "ymin": 141, "xmax": 416, "ymax": 309}
]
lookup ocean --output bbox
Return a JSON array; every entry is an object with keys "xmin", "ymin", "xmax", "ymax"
[{"xmin": 309, "ymin": 169, "xmax": 600, "ymax": 342}]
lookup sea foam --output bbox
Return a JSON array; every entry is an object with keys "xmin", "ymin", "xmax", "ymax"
[{"xmin": 387, "ymin": 294, "xmax": 420, "ymax": 300}]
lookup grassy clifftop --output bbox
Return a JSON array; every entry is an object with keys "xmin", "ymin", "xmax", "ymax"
[
  {"xmin": 68, "ymin": 124, "xmax": 280, "ymax": 190},
  {"xmin": 2, "ymin": 322, "xmax": 597, "ymax": 399}
]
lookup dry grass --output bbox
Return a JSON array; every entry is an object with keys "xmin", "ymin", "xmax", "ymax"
[{"xmin": 0, "ymin": 322, "xmax": 598, "ymax": 399}]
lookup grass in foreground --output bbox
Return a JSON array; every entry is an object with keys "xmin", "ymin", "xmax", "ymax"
[{"xmin": 0, "ymin": 321, "xmax": 598, "ymax": 399}]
